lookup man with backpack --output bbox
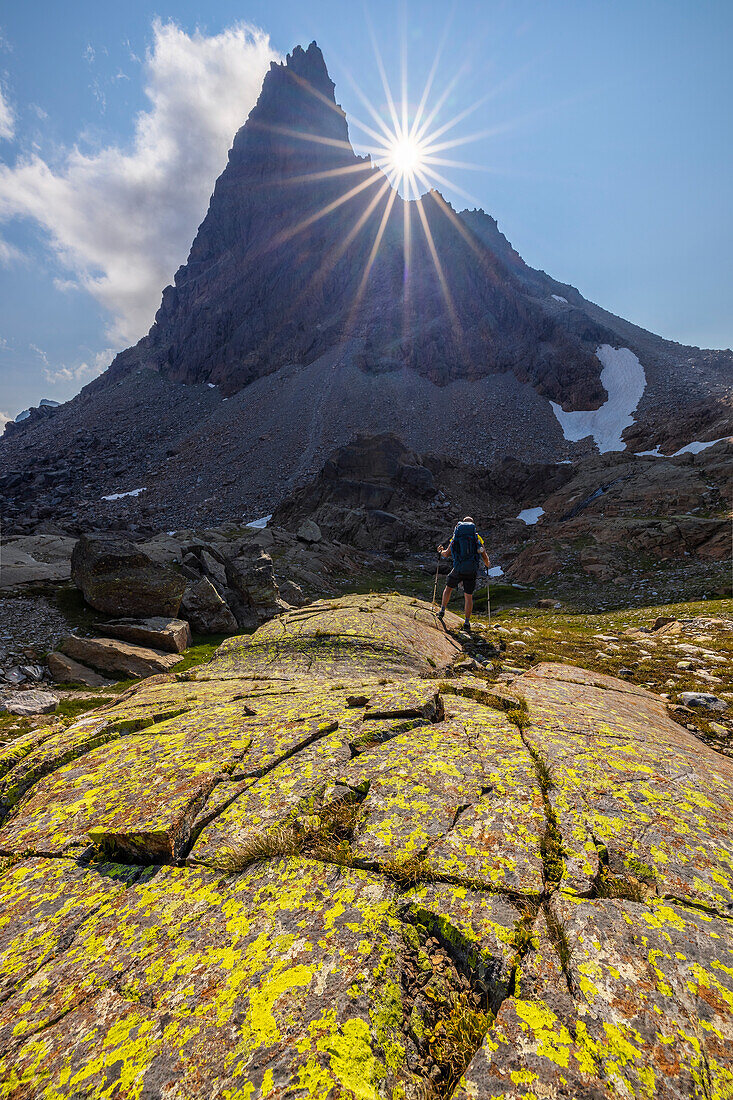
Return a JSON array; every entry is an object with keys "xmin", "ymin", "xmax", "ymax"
[{"xmin": 436, "ymin": 517, "xmax": 490, "ymax": 632}]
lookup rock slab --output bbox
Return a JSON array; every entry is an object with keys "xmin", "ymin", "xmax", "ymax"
[
  {"xmin": 0, "ymin": 594, "xmax": 731, "ymax": 1099},
  {"xmin": 59, "ymin": 634, "xmax": 183, "ymax": 679},
  {"xmin": 97, "ymin": 616, "xmax": 192, "ymax": 653},
  {"xmin": 46, "ymin": 652, "xmax": 112, "ymax": 688}
]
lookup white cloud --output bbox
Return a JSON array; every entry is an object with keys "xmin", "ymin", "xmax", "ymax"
[
  {"xmin": 0, "ymin": 85, "xmax": 14, "ymax": 140},
  {"xmin": 41, "ymin": 346, "xmax": 116, "ymax": 385},
  {"xmin": 0, "ymin": 237, "xmax": 22, "ymax": 265},
  {"xmin": 0, "ymin": 20, "xmax": 277, "ymax": 345},
  {"xmin": 0, "ymin": 410, "xmax": 11, "ymax": 431}
]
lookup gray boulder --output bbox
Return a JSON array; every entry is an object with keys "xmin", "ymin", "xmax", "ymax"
[
  {"xmin": 180, "ymin": 578, "xmax": 238, "ymax": 635},
  {"xmin": 0, "ymin": 690, "xmax": 59, "ymax": 716},
  {"xmin": 98, "ymin": 617, "xmax": 192, "ymax": 654},
  {"xmin": 296, "ymin": 520, "xmax": 322, "ymax": 544},
  {"xmin": 71, "ymin": 534, "xmax": 186, "ymax": 617},
  {"xmin": 680, "ymin": 691, "xmax": 728, "ymax": 712},
  {"xmin": 200, "ymin": 549, "xmax": 228, "ymax": 589}
]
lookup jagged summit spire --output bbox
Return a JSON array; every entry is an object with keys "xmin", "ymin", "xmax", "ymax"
[
  {"xmin": 284, "ymin": 42, "xmax": 333, "ymax": 93},
  {"xmin": 228, "ymin": 40, "xmax": 351, "ymax": 170}
]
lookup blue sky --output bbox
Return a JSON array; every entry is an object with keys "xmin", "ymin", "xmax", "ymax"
[{"xmin": 1, "ymin": 0, "xmax": 731, "ymax": 423}]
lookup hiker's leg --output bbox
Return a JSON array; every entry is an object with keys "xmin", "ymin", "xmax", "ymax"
[
  {"xmin": 464, "ymin": 592, "xmax": 473, "ymax": 620},
  {"xmin": 441, "ymin": 586, "xmax": 454, "ymax": 610}
]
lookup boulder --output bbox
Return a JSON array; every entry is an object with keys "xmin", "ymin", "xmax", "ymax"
[
  {"xmin": 295, "ymin": 519, "xmax": 322, "ymax": 544},
  {"xmin": 278, "ymin": 579, "xmax": 307, "ymax": 607},
  {"xmin": 47, "ymin": 652, "xmax": 113, "ymax": 688},
  {"xmin": 71, "ymin": 534, "xmax": 186, "ymax": 617},
  {"xmin": 0, "ymin": 689, "xmax": 58, "ymax": 715},
  {"xmin": 60, "ymin": 635, "xmax": 183, "ymax": 679},
  {"xmin": 224, "ymin": 547, "xmax": 287, "ymax": 629},
  {"xmin": 97, "ymin": 617, "xmax": 192, "ymax": 654},
  {"xmin": 180, "ymin": 578, "xmax": 238, "ymax": 635},
  {"xmin": 680, "ymin": 691, "xmax": 728, "ymax": 712}
]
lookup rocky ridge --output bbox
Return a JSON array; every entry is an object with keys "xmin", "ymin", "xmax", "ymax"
[{"xmin": 1, "ymin": 593, "xmax": 732, "ymax": 1097}]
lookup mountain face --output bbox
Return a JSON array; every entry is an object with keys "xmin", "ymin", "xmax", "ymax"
[
  {"xmin": 108, "ymin": 42, "xmax": 603, "ymax": 409},
  {"xmin": 1, "ymin": 42, "xmax": 731, "ymax": 534}
]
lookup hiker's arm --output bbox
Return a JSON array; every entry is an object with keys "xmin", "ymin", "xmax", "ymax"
[{"xmin": 437, "ymin": 542, "xmax": 452, "ymax": 559}]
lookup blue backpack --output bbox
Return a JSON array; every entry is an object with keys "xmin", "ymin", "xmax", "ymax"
[{"xmin": 451, "ymin": 521, "xmax": 480, "ymax": 572}]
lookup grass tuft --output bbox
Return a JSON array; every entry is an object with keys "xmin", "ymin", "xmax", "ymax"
[
  {"xmin": 423, "ymin": 993, "xmax": 493, "ymax": 1096},
  {"xmin": 594, "ymin": 863, "xmax": 646, "ymax": 903},
  {"xmin": 381, "ymin": 855, "xmax": 439, "ymax": 888},
  {"xmin": 216, "ymin": 796, "xmax": 364, "ymax": 875}
]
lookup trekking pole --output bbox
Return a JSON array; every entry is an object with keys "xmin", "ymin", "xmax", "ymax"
[
  {"xmin": 487, "ymin": 572, "xmax": 491, "ymax": 626},
  {"xmin": 431, "ymin": 556, "xmax": 440, "ymax": 612}
]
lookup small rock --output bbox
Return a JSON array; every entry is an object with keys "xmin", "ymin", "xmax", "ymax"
[
  {"xmin": 3, "ymin": 667, "xmax": 26, "ymax": 685},
  {"xmin": 18, "ymin": 663, "xmax": 44, "ymax": 682},
  {"xmin": 709, "ymin": 722, "xmax": 729, "ymax": 737},
  {"xmin": 679, "ymin": 692, "xmax": 728, "ymax": 713},
  {"xmin": 0, "ymin": 689, "xmax": 59, "ymax": 715},
  {"xmin": 618, "ymin": 668, "xmax": 634, "ymax": 677},
  {"xmin": 296, "ymin": 520, "xmax": 322, "ymax": 544}
]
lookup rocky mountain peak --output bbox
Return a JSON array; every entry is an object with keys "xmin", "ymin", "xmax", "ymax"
[
  {"xmin": 283, "ymin": 41, "xmax": 334, "ymax": 91},
  {"xmin": 227, "ymin": 39, "xmax": 352, "ymax": 174}
]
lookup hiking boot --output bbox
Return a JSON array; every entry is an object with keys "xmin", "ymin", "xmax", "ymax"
[
  {"xmin": 462, "ymin": 619, "xmax": 471, "ymax": 633},
  {"xmin": 437, "ymin": 608, "xmax": 445, "ymax": 621}
]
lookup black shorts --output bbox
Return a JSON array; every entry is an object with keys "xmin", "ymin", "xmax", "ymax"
[{"xmin": 445, "ymin": 570, "xmax": 477, "ymax": 594}]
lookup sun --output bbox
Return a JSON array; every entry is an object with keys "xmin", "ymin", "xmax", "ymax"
[{"xmin": 388, "ymin": 133, "xmax": 426, "ymax": 180}]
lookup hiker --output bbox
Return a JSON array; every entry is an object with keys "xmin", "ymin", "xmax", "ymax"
[{"xmin": 436, "ymin": 516, "xmax": 490, "ymax": 632}]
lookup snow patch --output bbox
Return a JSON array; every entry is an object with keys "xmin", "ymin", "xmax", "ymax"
[
  {"xmin": 487, "ymin": 565, "xmax": 504, "ymax": 577},
  {"xmin": 517, "ymin": 507, "xmax": 545, "ymax": 525},
  {"xmin": 550, "ymin": 345, "xmax": 646, "ymax": 453},
  {"xmin": 551, "ymin": 294, "xmax": 568, "ymax": 304},
  {"xmin": 39, "ymin": 398, "xmax": 60, "ymax": 407},
  {"xmin": 635, "ymin": 436, "xmax": 729, "ymax": 458},
  {"xmin": 101, "ymin": 487, "xmax": 147, "ymax": 501},
  {"xmin": 207, "ymin": 383, "xmax": 216, "ymax": 389},
  {"xmin": 15, "ymin": 409, "xmax": 30, "ymax": 422},
  {"xmin": 246, "ymin": 513, "xmax": 272, "ymax": 529},
  {"xmin": 672, "ymin": 437, "xmax": 728, "ymax": 456}
]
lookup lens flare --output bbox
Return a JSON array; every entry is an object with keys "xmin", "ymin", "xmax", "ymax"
[{"xmin": 388, "ymin": 132, "xmax": 426, "ymax": 181}]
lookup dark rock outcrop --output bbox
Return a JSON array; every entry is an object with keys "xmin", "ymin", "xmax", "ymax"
[
  {"xmin": 272, "ymin": 432, "xmax": 574, "ymax": 552},
  {"xmin": 180, "ymin": 577, "xmax": 239, "ymax": 636},
  {"xmin": 224, "ymin": 546, "xmax": 288, "ymax": 629},
  {"xmin": 71, "ymin": 535, "xmax": 186, "ymax": 617}
]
